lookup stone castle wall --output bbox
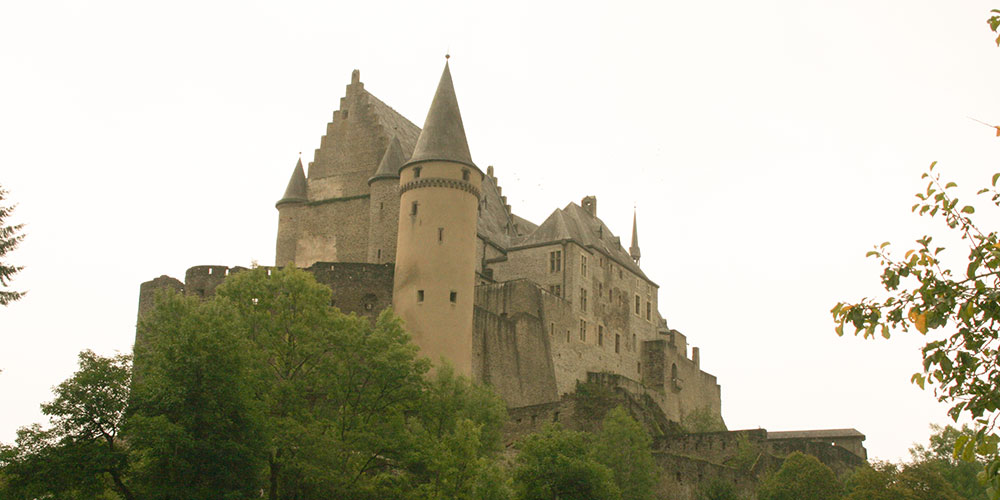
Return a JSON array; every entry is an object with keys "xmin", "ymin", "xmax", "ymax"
[{"xmin": 138, "ymin": 262, "xmax": 393, "ymax": 321}]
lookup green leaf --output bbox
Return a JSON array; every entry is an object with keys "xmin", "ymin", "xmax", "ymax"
[
  {"xmin": 881, "ymin": 324, "xmax": 890, "ymax": 339},
  {"xmin": 962, "ymin": 206, "xmax": 976, "ymax": 214},
  {"xmin": 992, "ymin": 173, "xmax": 1000, "ymax": 187},
  {"xmin": 946, "ymin": 182, "xmax": 958, "ymax": 189},
  {"xmin": 880, "ymin": 241, "xmax": 891, "ymax": 249}
]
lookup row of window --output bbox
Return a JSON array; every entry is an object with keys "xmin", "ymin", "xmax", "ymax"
[
  {"xmin": 547, "ymin": 250, "xmax": 653, "ymax": 321},
  {"xmin": 551, "ymin": 320, "xmax": 638, "ymax": 354},
  {"xmin": 416, "ymin": 289, "xmax": 458, "ymax": 303},
  {"xmin": 412, "ymin": 166, "xmax": 472, "ymax": 181},
  {"xmin": 549, "ymin": 250, "xmax": 628, "ymax": 281}
]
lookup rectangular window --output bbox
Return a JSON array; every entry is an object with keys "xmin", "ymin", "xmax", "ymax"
[
  {"xmin": 550, "ymin": 322, "xmax": 555, "ymax": 336},
  {"xmin": 462, "ymin": 169, "xmax": 470, "ymax": 181},
  {"xmin": 549, "ymin": 284, "xmax": 561, "ymax": 297},
  {"xmin": 598, "ymin": 282, "xmax": 603, "ymax": 298},
  {"xmin": 580, "ymin": 288, "xmax": 587, "ymax": 312},
  {"xmin": 566, "ymin": 330, "xmax": 570, "ymax": 343},
  {"xmin": 417, "ymin": 290, "xmax": 424, "ymax": 302},
  {"xmin": 413, "ymin": 166, "xmax": 422, "ymax": 178},
  {"xmin": 633, "ymin": 333, "xmax": 637, "ymax": 351},
  {"xmin": 411, "ymin": 201, "xmax": 418, "ymax": 216},
  {"xmin": 581, "ymin": 255, "xmax": 588, "ymax": 276},
  {"xmin": 635, "ymin": 295, "xmax": 641, "ymax": 315},
  {"xmin": 615, "ymin": 334, "xmax": 621, "ymax": 353},
  {"xmin": 598, "ymin": 325, "xmax": 604, "ymax": 346},
  {"xmin": 450, "ymin": 291, "xmax": 457, "ymax": 303},
  {"xmin": 579, "ymin": 319, "xmax": 587, "ymax": 341},
  {"xmin": 646, "ymin": 301, "xmax": 651, "ymax": 320},
  {"xmin": 438, "ymin": 227, "xmax": 444, "ymax": 242},
  {"xmin": 549, "ymin": 250, "xmax": 562, "ymax": 272}
]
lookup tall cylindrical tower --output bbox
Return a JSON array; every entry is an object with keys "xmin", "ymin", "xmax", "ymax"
[{"xmin": 393, "ymin": 60, "xmax": 483, "ymax": 377}]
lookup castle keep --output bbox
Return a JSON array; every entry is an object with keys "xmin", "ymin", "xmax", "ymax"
[
  {"xmin": 138, "ymin": 63, "xmax": 867, "ymax": 497},
  {"xmin": 274, "ymin": 61, "xmax": 721, "ymax": 419}
]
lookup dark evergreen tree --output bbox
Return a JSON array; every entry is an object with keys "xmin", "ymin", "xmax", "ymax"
[{"xmin": 0, "ymin": 184, "xmax": 25, "ymax": 305}]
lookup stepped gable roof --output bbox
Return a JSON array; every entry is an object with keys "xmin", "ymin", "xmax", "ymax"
[
  {"xmin": 477, "ymin": 174, "xmax": 519, "ymax": 248},
  {"xmin": 368, "ymin": 135, "xmax": 407, "ymax": 184},
  {"xmin": 405, "ymin": 62, "xmax": 477, "ymax": 171},
  {"xmin": 276, "ymin": 158, "xmax": 308, "ymax": 206},
  {"xmin": 361, "ymin": 89, "xmax": 421, "ymax": 158},
  {"xmin": 767, "ymin": 429, "xmax": 866, "ymax": 440},
  {"xmin": 513, "ymin": 202, "xmax": 652, "ymax": 283}
]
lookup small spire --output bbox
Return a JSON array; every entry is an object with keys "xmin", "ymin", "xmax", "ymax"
[
  {"xmin": 276, "ymin": 158, "xmax": 308, "ymax": 207},
  {"xmin": 405, "ymin": 60, "xmax": 476, "ymax": 170},
  {"xmin": 629, "ymin": 208, "xmax": 641, "ymax": 265},
  {"xmin": 369, "ymin": 135, "xmax": 407, "ymax": 184}
]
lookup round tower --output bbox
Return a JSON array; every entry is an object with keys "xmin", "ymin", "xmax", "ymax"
[
  {"xmin": 367, "ymin": 135, "xmax": 405, "ymax": 264},
  {"xmin": 393, "ymin": 60, "xmax": 483, "ymax": 377},
  {"xmin": 275, "ymin": 158, "xmax": 308, "ymax": 266}
]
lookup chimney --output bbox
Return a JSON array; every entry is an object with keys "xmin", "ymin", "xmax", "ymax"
[{"xmin": 581, "ymin": 196, "xmax": 597, "ymax": 217}]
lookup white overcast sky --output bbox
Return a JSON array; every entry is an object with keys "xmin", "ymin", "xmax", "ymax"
[{"xmin": 2, "ymin": 0, "xmax": 999, "ymax": 462}]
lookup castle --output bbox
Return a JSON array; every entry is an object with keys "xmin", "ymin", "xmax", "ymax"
[{"xmin": 137, "ymin": 60, "xmax": 867, "ymax": 497}]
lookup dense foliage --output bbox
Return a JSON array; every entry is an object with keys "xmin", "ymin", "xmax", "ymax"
[
  {"xmin": 756, "ymin": 452, "xmax": 842, "ymax": 500},
  {"xmin": 1, "ymin": 266, "xmax": 662, "ymax": 499},
  {"xmin": 0, "ymin": 184, "xmax": 24, "ymax": 306}
]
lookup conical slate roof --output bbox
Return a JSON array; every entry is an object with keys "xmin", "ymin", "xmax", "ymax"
[
  {"xmin": 276, "ymin": 158, "xmax": 308, "ymax": 206},
  {"xmin": 369, "ymin": 135, "xmax": 406, "ymax": 184},
  {"xmin": 405, "ymin": 61, "xmax": 477, "ymax": 171},
  {"xmin": 629, "ymin": 210, "xmax": 641, "ymax": 262}
]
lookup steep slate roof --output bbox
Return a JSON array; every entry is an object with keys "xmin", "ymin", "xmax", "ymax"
[
  {"xmin": 405, "ymin": 62, "xmax": 477, "ymax": 170},
  {"xmin": 362, "ymin": 90, "xmax": 421, "ymax": 159},
  {"xmin": 368, "ymin": 135, "xmax": 406, "ymax": 184},
  {"xmin": 767, "ymin": 429, "xmax": 866, "ymax": 440},
  {"xmin": 276, "ymin": 158, "xmax": 308, "ymax": 205},
  {"xmin": 512, "ymin": 203, "xmax": 653, "ymax": 283}
]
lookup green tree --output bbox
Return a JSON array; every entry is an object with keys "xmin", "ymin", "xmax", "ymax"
[
  {"xmin": 698, "ymin": 479, "xmax": 741, "ymax": 500},
  {"xmin": 216, "ymin": 266, "xmax": 432, "ymax": 499},
  {"xmin": 831, "ymin": 162, "xmax": 1000, "ymax": 496},
  {"xmin": 0, "ymin": 351, "xmax": 133, "ymax": 500},
  {"xmin": 681, "ymin": 406, "xmax": 728, "ymax": 434},
  {"xmin": 0, "ymin": 184, "xmax": 25, "ymax": 305},
  {"xmin": 593, "ymin": 406, "xmax": 658, "ymax": 500},
  {"xmin": 513, "ymin": 424, "xmax": 621, "ymax": 500},
  {"xmin": 756, "ymin": 452, "xmax": 842, "ymax": 500},
  {"xmin": 401, "ymin": 363, "xmax": 509, "ymax": 500},
  {"xmin": 910, "ymin": 425, "xmax": 987, "ymax": 500},
  {"xmin": 845, "ymin": 460, "xmax": 964, "ymax": 500},
  {"xmin": 129, "ymin": 289, "xmax": 265, "ymax": 500}
]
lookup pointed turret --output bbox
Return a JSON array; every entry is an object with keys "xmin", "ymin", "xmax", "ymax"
[
  {"xmin": 405, "ymin": 61, "xmax": 477, "ymax": 171},
  {"xmin": 629, "ymin": 209, "xmax": 641, "ymax": 265},
  {"xmin": 368, "ymin": 135, "xmax": 406, "ymax": 184},
  {"xmin": 276, "ymin": 158, "xmax": 308, "ymax": 206}
]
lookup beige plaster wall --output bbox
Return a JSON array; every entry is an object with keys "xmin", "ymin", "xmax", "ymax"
[{"xmin": 393, "ymin": 161, "xmax": 484, "ymax": 377}]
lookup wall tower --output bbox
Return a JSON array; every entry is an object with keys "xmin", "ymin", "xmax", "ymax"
[
  {"xmin": 275, "ymin": 158, "xmax": 308, "ymax": 266},
  {"xmin": 367, "ymin": 135, "xmax": 405, "ymax": 264},
  {"xmin": 392, "ymin": 60, "xmax": 483, "ymax": 377}
]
